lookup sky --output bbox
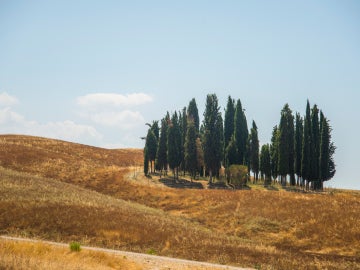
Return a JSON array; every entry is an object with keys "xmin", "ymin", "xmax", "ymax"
[{"xmin": 0, "ymin": 1, "xmax": 359, "ymax": 189}]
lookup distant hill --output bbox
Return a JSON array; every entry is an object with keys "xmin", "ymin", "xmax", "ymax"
[{"xmin": 0, "ymin": 135, "xmax": 143, "ymax": 189}]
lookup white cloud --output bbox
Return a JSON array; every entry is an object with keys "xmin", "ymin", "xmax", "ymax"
[
  {"xmin": 0, "ymin": 92, "xmax": 19, "ymax": 107},
  {"xmin": 90, "ymin": 110, "xmax": 145, "ymax": 129},
  {"xmin": 0, "ymin": 107, "xmax": 102, "ymax": 145},
  {"xmin": 0, "ymin": 107, "xmax": 24, "ymax": 123},
  {"xmin": 77, "ymin": 93, "xmax": 153, "ymax": 107}
]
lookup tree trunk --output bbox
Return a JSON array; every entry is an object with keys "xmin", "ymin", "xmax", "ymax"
[{"xmin": 209, "ymin": 169, "xmax": 213, "ymax": 183}]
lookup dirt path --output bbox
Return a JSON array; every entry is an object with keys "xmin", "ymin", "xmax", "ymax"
[{"xmin": 1, "ymin": 235, "xmax": 253, "ymax": 270}]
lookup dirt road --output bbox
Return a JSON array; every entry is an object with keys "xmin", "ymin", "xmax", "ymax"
[{"xmin": 1, "ymin": 235, "xmax": 253, "ymax": 270}]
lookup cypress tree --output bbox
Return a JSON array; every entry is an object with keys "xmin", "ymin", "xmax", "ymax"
[
  {"xmin": 167, "ymin": 112, "xmax": 182, "ymax": 179},
  {"xmin": 260, "ymin": 144, "xmax": 271, "ymax": 186},
  {"xmin": 179, "ymin": 107, "xmax": 187, "ymax": 175},
  {"xmin": 203, "ymin": 94, "xmax": 223, "ymax": 183},
  {"xmin": 225, "ymin": 135, "xmax": 238, "ymax": 168},
  {"xmin": 319, "ymin": 113, "xmax": 336, "ymax": 189},
  {"xmin": 144, "ymin": 147, "xmax": 149, "ymax": 176},
  {"xmin": 294, "ymin": 113, "xmax": 303, "ymax": 186},
  {"xmin": 234, "ymin": 99, "xmax": 248, "ymax": 165},
  {"xmin": 301, "ymin": 100, "xmax": 312, "ymax": 189},
  {"xmin": 156, "ymin": 116, "xmax": 169, "ymax": 175},
  {"xmin": 270, "ymin": 125, "xmax": 279, "ymax": 182},
  {"xmin": 187, "ymin": 98, "xmax": 200, "ymax": 134},
  {"xmin": 184, "ymin": 119, "xmax": 198, "ymax": 180},
  {"xmin": 310, "ymin": 105, "xmax": 320, "ymax": 189},
  {"xmin": 224, "ymin": 96, "xmax": 235, "ymax": 150},
  {"xmin": 277, "ymin": 104, "xmax": 294, "ymax": 186},
  {"xmin": 249, "ymin": 120, "xmax": 260, "ymax": 182},
  {"xmin": 145, "ymin": 129, "xmax": 158, "ymax": 174}
]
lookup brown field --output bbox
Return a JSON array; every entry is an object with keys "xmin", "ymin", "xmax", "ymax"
[{"xmin": 0, "ymin": 135, "xmax": 359, "ymax": 269}]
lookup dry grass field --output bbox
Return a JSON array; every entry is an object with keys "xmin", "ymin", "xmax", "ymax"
[
  {"xmin": 1, "ymin": 135, "xmax": 359, "ymax": 269},
  {"xmin": 0, "ymin": 238, "xmax": 141, "ymax": 270}
]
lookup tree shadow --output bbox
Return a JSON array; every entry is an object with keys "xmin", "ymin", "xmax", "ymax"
[
  {"xmin": 264, "ymin": 185, "xmax": 279, "ymax": 191},
  {"xmin": 159, "ymin": 178, "xmax": 204, "ymax": 189}
]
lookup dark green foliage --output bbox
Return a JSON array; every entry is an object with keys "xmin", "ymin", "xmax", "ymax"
[
  {"xmin": 260, "ymin": 144, "xmax": 271, "ymax": 185},
  {"xmin": 179, "ymin": 107, "xmax": 187, "ymax": 174},
  {"xmin": 234, "ymin": 99, "xmax": 248, "ymax": 165},
  {"xmin": 224, "ymin": 96, "xmax": 235, "ymax": 150},
  {"xmin": 225, "ymin": 135, "xmax": 238, "ymax": 168},
  {"xmin": 203, "ymin": 94, "xmax": 223, "ymax": 182},
  {"xmin": 184, "ymin": 120, "xmax": 198, "ymax": 179},
  {"xmin": 294, "ymin": 113, "xmax": 303, "ymax": 185},
  {"xmin": 167, "ymin": 112, "xmax": 182, "ymax": 179},
  {"xmin": 277, "ymin": 104, "xmax": 295, "ymax": 186},
  {"xmin": 145, "ymin": 129, "xmax": 158, "ymax": 173},
  {"xmin": 310, "ymin": 105, "xmax": 320, "ymax": 186},
  {"xmin": 319, "ymin": 113, "xmax": 336, "ymax": 185},
  {"xmin": 156, "ymin": 116, "xmax": 169, "ymax": 174},
  {"xmin": 301, "ymin": 100, "xmax": 312, "ymax": 184},
  {"xmin": 249, "ymin": 120, "xmax": 259, "ymax": 182},
  {"xmin": 270, "ymin": 125, "xmax": 279, "ymax": 181},
  {"xmin": 187, "ymin": 98, "xmax": 200, "ymax": 134},
  {"xmin": 144, "ymin": 147, "xmax": 149, "ymax": 175},
  {"xmin": 195, "ymin": 137, "xmax": 204, "ymax": 175}
]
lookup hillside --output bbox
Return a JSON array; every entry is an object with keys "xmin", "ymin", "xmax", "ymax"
[{"xmin": 1, "ymin": 135, "xmax": 359, "ymax": 269}]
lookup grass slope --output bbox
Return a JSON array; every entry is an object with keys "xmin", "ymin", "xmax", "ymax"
[{"xmin": 1, "ymin": 135, "xmax": 359, "ymax": 269}]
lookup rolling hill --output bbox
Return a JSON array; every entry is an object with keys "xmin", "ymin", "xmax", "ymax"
[{"xmin": 1, "ymin": 134, "xmax": 359, "ymax": 269}]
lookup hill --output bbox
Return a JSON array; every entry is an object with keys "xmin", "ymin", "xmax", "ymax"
[{"xmin": 1, "ymin": 135, "xmax": 359, "ymax": 269}]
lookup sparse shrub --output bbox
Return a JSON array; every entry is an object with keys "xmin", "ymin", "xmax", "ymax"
[
  {"xmin": 69, "ymin": 242, "xmax": 81, "ymax": 252},
  {"xmin": 146, "ymin": 248, "xmax": 157, "ymax": 255},
  {"xmin": 226, "ymin": 164, "xmax": 248, "ymax": 188}
]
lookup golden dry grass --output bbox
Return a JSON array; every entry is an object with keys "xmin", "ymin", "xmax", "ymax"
[
  {"xmin": 1, "ymin": 135, "xmax": 360, "ymax": 269},
  {"xmin": 0, "ymin": 238, "xmax": 141, "ymax": 270}
]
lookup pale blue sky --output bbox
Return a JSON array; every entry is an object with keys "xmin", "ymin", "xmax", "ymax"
[{"xmin": 0, "ymin": 1, "xmax": 359, "ymax": 189}]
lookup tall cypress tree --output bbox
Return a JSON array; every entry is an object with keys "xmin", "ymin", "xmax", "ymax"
[
  {"xmin": 294, "ymin": 113, "xmax": 303, "ymax": 185},
  {"xmin": 310, "ymin": 105, "xmax": 320, "ymax": 188},
  {"xmin": 249, "ymin": 120, "xmax": 260, "ymax": 182},
  {"xmin": 167, "ymin": 112, "xmax": 182, "ymax": 179},
  {"xmin": 187, "ymin": 98, "xmax": 199, "ymax": 134},
  {"xmin": 203, "ymin": 94, "xmax": 223, "ymax": 183},
  {"xmin": 224, "ymin": 96, "xmax": 235, "ymax": 151},
  {"xmin": 301, "ymin": 100, "xmax": 312, "ymax": 189},
  {"xmin": 156, "ymin": 116, "xmax": 169, "ymax": 175},
  {"xmin": 319, "ymin": 113, "xmax": 336, "ymax": 189},
  {"xmin": 260, "ymin": 144, "xmax": 271, "ymax": 186},
  {"xmin": 145, "ymin": 129, "xmax": 158, "ymax": 174},
  {"xmin": 270, "ymin": 125, "xmax": 279, "ymax": 182},
  {"xmin": 179, "ymin": 107, "xmax": 187, "ymax": 175},
  {"xmin": 234, "ymin": 99, "xmax": 248, "ymax": 165},
  {"xmin": 144, "ymin": 147, "xmax": 149, "ymax": 176},
  {"xmin": 277, "ymin": 104, "xmax": 294, "ymax": 186},
  {"xmin": 184, "ymin": 119, "xmax": 198, "ymax": 180}
]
